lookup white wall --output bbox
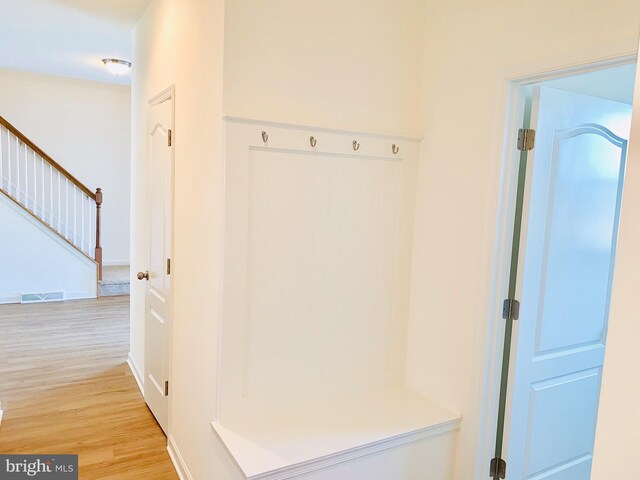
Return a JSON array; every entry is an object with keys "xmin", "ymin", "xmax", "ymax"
[
  {"xmin": 223, "ymin": 0, "xmax": 423, "ymax": 135},
  {"xmin": 0, "ymin": 193, "xmax": 97, "ymax": 302},
  {"xmin": 133, "ymin": 1, "xmax": 640, "ymax": 478},
  {"xmin": 133, "ymin": 1, "xmax": 428, "ymax": 478},
  {"xmin": 131, "ymin": 0, "xmax": 175, "ymax": 389},
  {"xmin": 0, "ymin": 68, "xmax": 131, "ymax": 264},
  {"xmin": 132, "ymin": 0, "xmax": 231, "ymax": 479},
  {"xmin": 406, "ymin": 2, "xmax": 640, "ymax": 479},
  {"xmin": 592, "ymin": 39, "xmax": 640, "ymax": 479}
]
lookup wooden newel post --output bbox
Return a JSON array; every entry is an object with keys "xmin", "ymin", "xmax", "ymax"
[{"xmin": 95, "ymin": 187, "xmax": 103, "ymax": 281}]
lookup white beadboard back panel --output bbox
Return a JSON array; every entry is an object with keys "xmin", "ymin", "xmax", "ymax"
[{"xmin": 219, "ymin": 118, "xmax": 420, "ymax": 421}]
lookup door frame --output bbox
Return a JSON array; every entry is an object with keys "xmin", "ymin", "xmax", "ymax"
[
  {"xmin": 146, "ymin": 84, "xmax": 176, "ymax": 434},
  {"xmin": 474, "ymin": 53, "xmax": 637, "ymax": 479}
]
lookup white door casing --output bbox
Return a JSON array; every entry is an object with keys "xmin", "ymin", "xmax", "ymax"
[
  {"xmin": 506, "ymin": 86, "xmax": 631, "ymax": 479},
  {"xmin": 143, "ymin": 88, "xmax": 174, "ymax": 434}
]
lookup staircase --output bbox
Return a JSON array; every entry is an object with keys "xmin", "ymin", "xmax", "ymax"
[
  {"xmin": 99, "ymin": 266, "xmax": 130, "ymax": 297},
  {"xmin": 0, "ymin": 115, "xmax": 104, "ymax": 289}
]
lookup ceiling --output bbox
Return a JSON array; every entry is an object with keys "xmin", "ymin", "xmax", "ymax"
[
  {"xmin": 544, "ymin": 63, "xmax": 637, "ymax": 105},
  {"xmin": 0, "ymin": 0, "xmax": 152, "ymax": 85}
]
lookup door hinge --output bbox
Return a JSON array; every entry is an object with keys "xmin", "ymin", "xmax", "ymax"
[
  {"xmin": 164, "ymin": 380, "xmax": 169, "ymax": 396},
  {"xmin": 489, "ymin": 457, "xmax": 506, "ymax": 479},
  {"xmin": 168, "ymin": 129, "xmax": 172, "ymax": 147},
  {"xmin": 517, "ymin": 128, "xmax": 535, "ymax": 151},
  {"xmin": 502, "ymin": 298, "xmax": 520, "ymax": 321},
  {"xmin": 167, "ymin": 258, "xmax": 171, "ymax": 275}
]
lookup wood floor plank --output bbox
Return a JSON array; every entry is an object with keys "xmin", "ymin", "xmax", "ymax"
[{"xmin": 0, "ymin": 296, "xmax": 178, "ymax": 479}]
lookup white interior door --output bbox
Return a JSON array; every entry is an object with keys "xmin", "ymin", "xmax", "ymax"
[
  {"xmin": 506, "ymin": 86, "xmax": 631, "ymax": 479},
  {"xmin": 142, "ymin": 93, "xmax": 173, "ymax": 434}
]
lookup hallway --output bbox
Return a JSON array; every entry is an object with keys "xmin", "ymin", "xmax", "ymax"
[{"xmin": 0, "ymin": 296, "xmax": 178, "ymax": 479}]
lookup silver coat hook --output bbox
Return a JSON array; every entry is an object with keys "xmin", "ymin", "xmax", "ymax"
[
  {"xmin": 261, "ymin": 131, "xmax": 268, "ymax": 143},
  {"xmin": 353, "ymin": 140, "xmax": 360, "ymax": 151},
  {"xmin": 310, "ymin": 136, "xmax": 317, "ymax": 148},
  {"xmin": 392, "ymin": 144, "xmax": 399, "ymax": 155}
]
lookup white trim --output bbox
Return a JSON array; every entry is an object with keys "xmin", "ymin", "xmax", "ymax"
[
  {"xmin": 0, "ymin": 291, "xmax": 95, "ymax": 305},
  {"xmin": 472, "ymin": 80, "xmax": 528, "ymax": 478},
  {"xmin": 506, "ymin": 52, "xmax": 637, "ymax": 85},
  {"xmin": 0, "ymin": 293, "xmax": 20, "ymax": 305},
  {"xmin": 65, "ymin": 291, "xmax": 96, "ymax": 301},
  {"xmin": 211, "ymin": 418, "xmax": 460, "ymax": 480},
  {"xmin": 103, "ymin": 260, "xmax": 130, "ymax": 267},
  {"xmin": 217, "ymin": 120, "xmax": 421, "ymax": 421},
  {"xmin": 167, "ymin": 435, "xmax": 193, "ymax": 480},
  {"xmin": 127, "ymin": 352, "xmax": 144, "ymax": 395},
  {"xmin": 250, "ymin": 144, "xmax": 402, "ymax": 162},
  {"xmin": 474, "ymin": 52, "xmax": 638, "ymax": 479},
  {"xmin": 223, "ymin": 116, "xmax": 423, "ymax": 142},
  {"xmin": 149, "ymin": 85, "xmax": 175, "ymax": 106},
  {"xmin": 0, "ymin": 295, "xmax": 21, "ymax": 304}
]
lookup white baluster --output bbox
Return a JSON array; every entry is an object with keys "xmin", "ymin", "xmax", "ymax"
[
  {"xmin": 65, "ymin": 178, "xmax": 69, "ymax": 239},
  {"xmin": 24, "ymin": 144, "xmax": 29, "ymax": 208},
  {"xmin": 49, "ymin": 163, "xmax": 53, "ymax": 225},
  {"xmin": 73, "ymin": 185, "xmax": 77, "ymax": 246},
  {"xmin": 81, "ymin": 193, "xmax": 85, "ymax": 253},
  {"xmin": 88, "ymin": 197, "xmax": 92, "ymax": 253},
  {"xmin": 7, "ymin": 131, "xmax": 12, "ymax": 196},
  {"xmin": 40, "ymin": 157, "xmax": 45, "ymax": 220},
  {"xmin": 15, "ymin": 138, "xmax": 20, "ymax": 202},
  {"xmin": 0, "ymin": 127, "xmax": 5, "ymax": 191},
  {"xmin": 90, "ymin": 201, "xmax": 94, "ymax": 253},
  {"xmin": 32, "ymin": 150, "xmax": 36, "ymax": 213},
  {"xmin": 86, "ymin": 198, "xmax": 90, "ymax": 252},
  {"xmin": 87, "ymin": 198, "xmax": 91, "ymax": 253},
  {"xmin": 57, "ymin": 171, "xmax": 61, "ymax": 232}
]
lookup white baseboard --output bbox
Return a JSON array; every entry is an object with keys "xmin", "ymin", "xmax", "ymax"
[
  {"xmin": 0, "ymin": 295, "xmax": 20, "ymax": 304},
  {"xmin": 65, "ymin": 291, "xmax": 96, "ymax": 301},
  {"xmin": 103, "ymin": 260, "xmax": 130, "ymax": 267},
  {"xmin": 0, "ymin": 291, "xmax": 95, "ymax": 305},
  {"xmin": 127, "ymin": 353, "xmax": 144, "ymax": 395},
  {"xmin": 168, "ymin": 434, "xmax": 194, "ymax": 480}
]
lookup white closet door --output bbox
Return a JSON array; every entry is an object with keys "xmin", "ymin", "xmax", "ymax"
[{"xmin": 507, "ymin": 86, "xmax": 631, "ymax": 479}]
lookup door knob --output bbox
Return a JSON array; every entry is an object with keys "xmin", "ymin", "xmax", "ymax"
[{"xmin": 137, "ymin": 271, "xmax": 149, "ymax": 281}]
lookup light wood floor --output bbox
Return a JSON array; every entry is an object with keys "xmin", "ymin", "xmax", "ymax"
[{"xmin": 0, "ymin": 296, "xmax": 178, "ymax": 479}]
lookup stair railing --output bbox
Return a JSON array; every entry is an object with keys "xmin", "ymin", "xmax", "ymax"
[{"xmin": 0, "ymin": 116, "xmax": 103, "ymax": 280}]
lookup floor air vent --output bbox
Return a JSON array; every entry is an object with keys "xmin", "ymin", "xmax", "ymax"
[{"xmin": 20, "ymin": 292, "xmax": 64, "ymax": 304}]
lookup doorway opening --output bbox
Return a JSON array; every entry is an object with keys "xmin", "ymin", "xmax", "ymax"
[{"xmin": 486, "ymin": 59, "xmax": 636, "ymax": 480}]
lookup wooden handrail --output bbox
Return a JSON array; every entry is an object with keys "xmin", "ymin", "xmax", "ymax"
[{"xmin": 0, "ymin": 116, "xmax": 96, "ymax": 199}]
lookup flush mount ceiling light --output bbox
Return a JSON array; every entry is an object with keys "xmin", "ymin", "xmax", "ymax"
[{"xmin": 102, "ymin": 58, "xmax": 132, "ymax": 76}]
